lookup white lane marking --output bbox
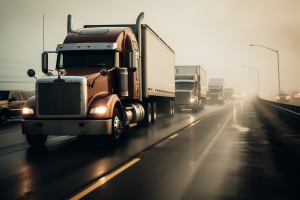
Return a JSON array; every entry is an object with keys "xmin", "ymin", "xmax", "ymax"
[
  {"xmin": 0, "ymin": 132, "xmax": 20, "ymax": 136},
  {"xmin": 196, "ymin": 108, "xmax": 238, "ymax": 164},
  {"xmin": 169, "ymin": 134, "xmax": 178, "ymax": 138},
  {"xmin": 70, "ymin": 158, "xmax": 141, "ymax": 200}
]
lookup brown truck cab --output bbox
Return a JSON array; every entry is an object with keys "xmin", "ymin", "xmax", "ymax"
[{"xmin": 22, "ymin": 13, "xmax": 175, "ymax": 146}]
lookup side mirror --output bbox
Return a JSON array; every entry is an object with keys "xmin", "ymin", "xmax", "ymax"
[
  {"xmin": 100, "ymin": 68, "xmax": 108, "ymax": 76},
  {"xmin": 42, "ymin": 52, "xmax": 48, "ymax": 73},
  {"xmin": 27, "ymin": 69, "xmax": 36, "ymax": 77},
  {"xmin": 129, "ymin": 51, "xmax": 137, "ymax": 72}
]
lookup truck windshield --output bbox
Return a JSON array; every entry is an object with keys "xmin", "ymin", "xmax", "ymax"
[
  {"xmin": 57, "ymin": 50, "xmax": 114, "ymax": 68},
  {"xmin": 0, "ymin": 91, "xmax": 9, "ymax": 100},
  {"xmin": 210, "ymin": 89, "xmax": 221, "ymax": 93},
  {"xmin": 175, "ymin": 82, "xmax": 194, "ymax": 88}
]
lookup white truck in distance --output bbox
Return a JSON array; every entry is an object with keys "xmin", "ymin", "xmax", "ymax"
[
  {"xmin": 174, "ymin": 65, "xmax": 207, "ymax": 112},
  {"xmin": 207, "ymin": 78, "xmax": 225, "ymax": 105}
]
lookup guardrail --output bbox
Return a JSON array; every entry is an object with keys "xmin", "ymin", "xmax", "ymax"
[{"xmin": 257, "ymin": 97, "xmax": 300, "ymax": 132}]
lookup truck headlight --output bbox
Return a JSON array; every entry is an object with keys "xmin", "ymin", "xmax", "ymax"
[
  {"xmin": 219, "ymin": 97, "xmax": 221, "ymax": 99},
  {"xmin": 207, "ymin": 97, "xmax": 210, "ymax": 99},
  {"xmin": 90, "ymin": 107, "xmax": 107, "ymax": 114},
  {"xmin": 23, "ymin": 108, "xmax": 34, "ymax": 114},
  {"xmin": 190, "ymin": 99, "xmax": 194, "ymax": 102}
]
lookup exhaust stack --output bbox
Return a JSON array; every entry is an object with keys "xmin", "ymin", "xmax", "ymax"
[
  {"xmin": 67, "ymin": 14, "xmax": 74, "ymax": 34},
  {"xmin": 136, "ymin": 12, "xmax": 144, "ymax": 102}
]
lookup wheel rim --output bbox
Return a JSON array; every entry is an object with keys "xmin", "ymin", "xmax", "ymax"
[
  {"xmin": 172, "ymin": 102, "xmax": 174, "ymax": 115},
  {"xmin": 113, "ymin": 115, "xmax": 121, "ymax": 138},
  {"xmin": 1, "ymin": 113, "xmax": 7, "ymax": 125},
  {"xmin": 148, "ymin": 106, "xmax": 151, "ymax": 123}
]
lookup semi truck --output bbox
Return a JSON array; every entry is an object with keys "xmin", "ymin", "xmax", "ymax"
[
  {"xmin": 22, "ymin": 12, "xmax": 175, "ymax": 146},
  {"xmin": 207, "ymin": 78, "xmax": 225, "ymax": 105},
  {"xmin": 224, "ymin": 88, "xmax": 234, "ymax": 100},
  {"xmin": 174, "ymin": 65, "xmax": 207, "ymax": 112}
]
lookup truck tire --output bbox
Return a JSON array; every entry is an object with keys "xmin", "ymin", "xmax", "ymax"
[
  {"xmin": 171, "ymin": 101, "xmax": 174, "ymax": 117},
  {"xmin": 200, "ymin": 99, "xmax": 204, "ymax": 110},
  {"xmin": 26, "ymin": 135, "xmax": 47, "ymax": 146},
  {"xmin": 111, "ymin": 108, "xmax": 123, "ymax": 141},
  {"xmin": 144, "ymin": 102, "xmax": 152, "ymax": 126},
  {"xmin": 165, "ymin": 101, "xmax": 172, "ymax": 118},
  {"xmin": 192, "ymin": 101, "xmax": 199, "ymax": 113},
  {"xmin": 151, "ymin": 102, "xmax": 157, "ymax": 124},
  {"xmin": 0, "ymin": 111, "xmax": 8, "ymax": 126}
]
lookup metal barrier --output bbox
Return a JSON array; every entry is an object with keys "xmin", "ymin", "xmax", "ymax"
[{"xmin": 257, "ymin": 97, "xmax": 300, "ymax": 132}]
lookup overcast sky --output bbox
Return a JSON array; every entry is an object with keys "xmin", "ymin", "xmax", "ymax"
[{"xmin": 1, "ymin": 0, "xmax": 299, "ymax": 94}]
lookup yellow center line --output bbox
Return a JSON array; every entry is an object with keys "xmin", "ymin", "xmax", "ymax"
[
  {"xmin": 169, "ymin": 134, "xmax": 178, "ymax": 138},
  {"xmin": 70, "ymin": 158, "xmax": 141, "ymax": 200}
]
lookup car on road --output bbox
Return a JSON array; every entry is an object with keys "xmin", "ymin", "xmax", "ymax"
[
  {"xmin": 275, "ymin": 92, "xmax": 290, "ymax": 103},
  {"xmin": 233, "ymin": 92, "xmax": 243, "ymax": 100},
  {"xmin": 0, "ymin": 91, "xmax": 28, "ymax": 125}
]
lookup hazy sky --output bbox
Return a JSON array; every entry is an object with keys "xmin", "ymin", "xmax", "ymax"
[{"xmin": 1, "ymin": 0, "xmax": 300, "ymax": 94}]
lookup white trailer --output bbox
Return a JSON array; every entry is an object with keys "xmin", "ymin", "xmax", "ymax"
[{"xmin": 142, "ymin": 26, "xmax": 175, "ymax": 99}]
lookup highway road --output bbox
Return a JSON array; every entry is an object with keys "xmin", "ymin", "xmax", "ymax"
[{"xmin": 0, "ymin": 98, "xmax": 297, "ymax": 199}]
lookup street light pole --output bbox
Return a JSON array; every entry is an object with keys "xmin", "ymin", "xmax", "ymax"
[
  {"xmin": 241, "ymin": 66, "xmax": 259, "ymax": 95},
  {"xmin": 250, "ymin": 44, "xmax": 280, "ymax": 92}
]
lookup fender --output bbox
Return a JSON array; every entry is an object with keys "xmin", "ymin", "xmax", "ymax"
[
  {"xmin": 23, "ymin": 96, "xmax": 36, "ymax": 118},
  {"xmin": 87, "ymin": 92, "xmax": 122, "ymax": 119},
  {"xmin": 0, "ymin": 105, "xmax": 10, "ymax": 117}
]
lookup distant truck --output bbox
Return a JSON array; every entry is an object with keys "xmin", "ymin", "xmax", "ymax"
[
  {"xmin": 224, "ymin": 88, "xmax": 234, "ymax": 100},
  {"xmin": 22, "ymin": 13, "xmax": 175, "ymax": 146},
  {"xmin": 0, "ymin": 91, "xmax": 28, "ymax": 125},
  {"xmin": 207, "ymin": 78, "xmax": 225, "ymax": 105},
  {"xmin": 174, "ymin": 65, "xmax": 207, "ymax": 112}
]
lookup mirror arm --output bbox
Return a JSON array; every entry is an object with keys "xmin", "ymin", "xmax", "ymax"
[{"xmin": 89, "ymin": 75, "xmax": 101, "ymax": 89}]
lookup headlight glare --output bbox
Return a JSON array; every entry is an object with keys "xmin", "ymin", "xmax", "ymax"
[
  {"xmin": 90, "ymin": 107, "xmax": 107, "ymax": 114},
  {"xmin": 23, "ymin": 108, "xmax": 34, "ymax": 114}
]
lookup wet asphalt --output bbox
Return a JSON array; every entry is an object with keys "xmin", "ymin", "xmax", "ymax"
[
  {"xmin": 0, "ymin": 101, "xmax": 232, "ymax": 200},
  {"xmin": 0, "ymin": 97, "xmax": 297, "ymax": 200},
  {"xmin": 80, "ymin": 99, "xmax": 296, "ymax": 200}
]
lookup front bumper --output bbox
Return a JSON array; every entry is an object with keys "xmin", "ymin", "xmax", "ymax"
[
  {"xmin": 22, "ymin": 119, "xmax": 112, "ymax": 135},
  {"xmin": 175, "ymin": 103, "xmax": 198, "ymax": 109}
]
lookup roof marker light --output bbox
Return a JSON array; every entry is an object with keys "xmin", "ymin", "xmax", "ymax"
[
  {"xmin": 78, "ymin": 45, "xmax": 81, "ymax": 48},
  {"xmin": 107, "ymin": 44, "xmax": 110, "ymax": 47},
  {"xmin": 87, "ymin": 45, "xmax": 90, "ymax": 48},
  {"xmin": 60, "ymin": 46, "xmax": 63, "ymax": 49}
]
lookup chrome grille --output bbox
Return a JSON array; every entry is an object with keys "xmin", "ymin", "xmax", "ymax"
[
  {"xmin": 210, "ymin": 93, "xmax": 219, "ymax": 101},
  {"xmin": 38, "ymin": 82, "xmax": 81, "ymax": 115},
  {"xmin": 175, "ymin": 91, "xmax": 190, "ymax": 102}
]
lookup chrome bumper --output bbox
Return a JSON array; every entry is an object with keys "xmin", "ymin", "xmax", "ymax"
[{"xmin": 22, "ymin": 119, "xmax": 112, "ymax": 135}]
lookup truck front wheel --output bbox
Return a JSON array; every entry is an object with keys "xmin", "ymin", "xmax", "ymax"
[
  {"xmin": 111, "ymin": 108, "xmax": 123, "ymax": 141},
  {"xmin": 26, "ymin": 135, "xmax": 47, "ymax": 146}
]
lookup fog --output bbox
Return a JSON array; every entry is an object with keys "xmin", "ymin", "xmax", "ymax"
[{"xmin": 1, "ymin": 0, "xmax": 300, "ymax": 95}]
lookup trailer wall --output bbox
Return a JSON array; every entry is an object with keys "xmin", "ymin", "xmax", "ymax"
[{"xmin": 142, "ymin": 27, "xmax": 175, "ymax": 98}]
